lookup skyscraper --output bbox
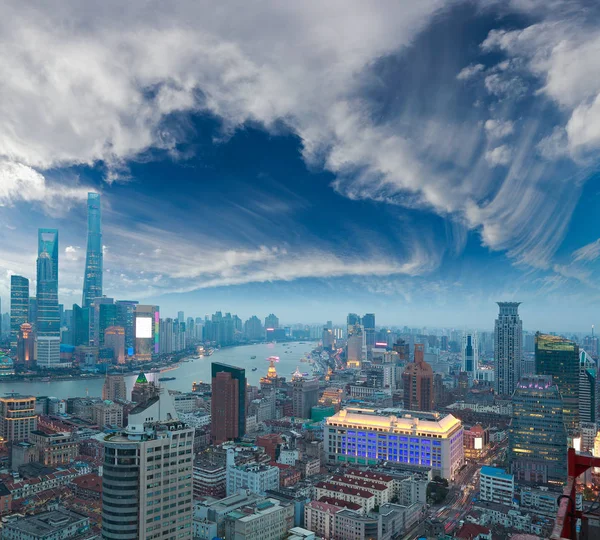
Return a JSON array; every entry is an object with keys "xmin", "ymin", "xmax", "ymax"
[
  {"xmin": 402, "ymin": 343, "xmax": 434, "ymax": 411},
  {"xmin": 494, "ymin": 302, "xmax": 523, "ymax": 396},
  {"xmin": 10, "ymin": 275, "xmax": 29, "ymax": 350},
  {"xmin": 101, "ymin": 389, "xmax": 194, "ymax": 539},
  {"xmin": 116, "ymin": 300, "xmax": 139, "ymax": 354},
  {"xmin": 362, "ymin": 313, "xmax": 376, "ymax": 347},
  {"xmin": 16, "ymin": 323, "xmax": 35, "ymax": 368},
  {"xmin": 36, "ymin": 229, "xmax": 62, "ymax": 369},
  {"xmin": 82, "ymin": 192, "xmax": 103, "ymax": 308},
  {"xmin": 535, "ymin": 333, "xmax": 580, "ymax": 433},
  {"xmin": 211, "ymin": 363, "xmax": 246, "ymax": 444},
  {"xmin": 292, "ymin": 372, "xmax": 320, "ymax": 419},
  {"xmin": 509, "ymin": 375, "xmax": 567, "ymax": 485},
  {"xmin": 177, "ymin": 311, "xmax": 184, "ymax": 323},
  {"xmin": 462, "ymin": 332, "xmax": 478, "ymax": 384}
]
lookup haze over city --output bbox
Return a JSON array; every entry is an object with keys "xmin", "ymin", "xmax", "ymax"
[{"xmin": 1, "ymin": 1, "xmax": 599, "ymax": 331}]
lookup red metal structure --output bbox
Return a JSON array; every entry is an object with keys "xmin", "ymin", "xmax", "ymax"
[{"xmin": 551, "ymin": 448, "xmax": 600, "ymax": 539}]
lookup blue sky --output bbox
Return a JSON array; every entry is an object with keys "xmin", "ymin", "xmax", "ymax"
[{"xmin": 1, "ymin": 0, "xmax": 600, "ymax": 331}]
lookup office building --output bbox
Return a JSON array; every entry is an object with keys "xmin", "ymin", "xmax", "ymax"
[
  {"xmin": 103, "ymin": 374, "xmax": 127, "ymax": 402},
  {"xmin": 193, "ymin": 458, "xmax": 227, "ymax": 499},
  {"xmin": 28, "ymin": 297, "xmax": 37, "ymax": 329},
  {"xmin": 324, "ymin": 408, "xmax": 464, "ymax": 480},
  {"xmin": 509, "ymin": 375, "xmax": 567, "ymax": 484},
  {"xmin": 9, "ymin": 275, "xmax": 29, "ymax": 350},
  {"xmin": 494, "ymin": 302, "xmax": 523, "ymax": 396},
  {"xmin": 36, "ymin": 229, "xmax": 62, "ymax": 368},
  {"xmin": 134, "ymin": 304, "xmax": 159, "ymax": 361},
  {"xmin": 580, "ymin": 351, "xmax": 598, "ymax": 423},
  {"xmin": 462, "ymin": 332, "xmax": 478, "ymax": 383},
  {"xmin": 535, "ymin": 333, "xmax": 580, "ymax": 432},
  {"xmin": 363, "ymin": 313, "xmax": 376, "ymax": 347},
  {"xmin": 292, "ymin": 372, "xmax": 320, "ymax": 419},
  {"xmin": 322, "ymin": 326, "xmax": 335, "ymax": 349},
  {"xmin": 92, "ymin": 400, "xmax": 124, "ymax": 427},
  {"xmin": 82, "ymin": 193, "xmax": 103, "ymax": 308},
  {"xmin": 244, "ymin": 315, "xmax": 263, "ymax": 341},
  {"xmin": 71, "ymin": 303, "xmax": 89, "ymax": 346},
  {"xmin": 211, "ymin": 363, "xmax": 246, "ymax": 444},
  {"xmin": 29, "ymin": 430, "xmax": 78, "ymax": 467},
  {"xmin": 347, "ymin": 326, "xmax": 365, "ymax": 368},
  {"xmin": 402, "ymin": 343, "xmax": 434, "ymax": 411},
  {"xmin": 101, "ymin": 389, "xmax": 194, "ymax": 540},
  {"xmin": 264, "ymin": 313, "xmax": 279, "ymax": 329},
  {"xmin": 16, "ymin": 323, "xmax": 35, "ymax": 368},
  {"xmin": 104, "ymin": 326, "xmax": 125, "ymax": 364},
  {"xmin": 116, "ymin": 300, "xmax": 139, "ymax": 353},
  {"xmin": 480, "ymin": 466, "xmax": 514, "ymax": 505},
  {"xmin": 0, "ymin": 394, "xmax": 37, "ymax": 442}
]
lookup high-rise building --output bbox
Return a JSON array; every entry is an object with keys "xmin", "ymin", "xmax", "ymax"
[
  {"xmin": 579, "ymin": 351, "xmax": 599, "ymax": 424},
  {"xmin": 89, "ymin": 296, "xmax": 114, "ymax": 347},
  {"xmin": 322, "ymin": 327, "xmax": 335, "ymax": 349},
  {"xmin": 82, "ymin": 193, "xmax": 103, "ymax": 308},
  {"xmin": 292, "ymin": 372, "xmax": 320, "ymax": 419},
  {"xmin": 9, "ymin": 275, "xmax": 29, "ymax": 350},
  {"xmin": 264, "ymin": 313, "xmax": 279, "ymax": 329},
  {"xmin": 134, "ymin": 305, "xmax": 159, "ymax": 361},
  {"xmin": 98, "ymin": 302, "xmax": 118, "ymax": 348},
  {"xmin": 462, "ymin": 332, "xmax": 478, "ymax": 384},
  {"xmin": 0, "ymin": 394, "xmax": 37, "ymax": 442},
  {"xmin": 28, "ymin": 297, "xmax": 37, "ymax": 328},
  {"xmin": 36, "ymin": 229, "xmax": 62, "ymax": 369},
  {"xmin": 494, "ymin": 302, "xmax": 523, "ymax": 396},
  {"xmin": 16, "ymin": 323, "xmax": 35, "ymax": 368},
  {"xmin": 104, "ymin": 326, "xmax": 126, "ymax": 364},
  {"xmin": 509, "ymin": 375, "xmax": 567, "ymax": 485},
  {"xmin": 244, "ymin": 316, "xmax": 263, "ymax": 341},
  {"xmin": 346, "ymin": 325, "xmax": 365, "ymax": 368},
  {"xmin": 103, "ymin": 374, "xmax": 127, "ymax": 402},
  {"xmin": 72, "ymin": 303, "xmax": 90, "ymax": 346},
  {"xmin": 101, "ymin": 389, "xmax": 194, "ymax": 539},
  {"xmin": 178, "ymin": 311, "xmax": 184, "ymax": 323},
  {"xmin": 402, "ymin": 344, "xmax": 434, "ymax": 411},
  {"xmin": 116, "ymin": 300, "xmax": 139, "ymax": 354},
  {"xmin": 362, "ymin": 313, "xmax": 376, "ymax": 348},
  {"xmin": 535, "ymin": 333, "xmax": 580, "ymax": 433},
  {"xmin": 211, "ymin": 363, "xmax": 246, "ymax": 444}
]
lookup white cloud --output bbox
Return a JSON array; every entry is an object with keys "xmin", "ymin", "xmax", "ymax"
[
  {"xmin": 573, "ymin": 239, "xmax": 600, "ymax": 263},
  {"xmin": 485, "ymin": 145, "xmax": 512, "ymax": 166},
  {"xmin": 457, "ymin": 63, "xmax": 485, "ymax": 80},
  {"xmin": 484, "ymin": 119, "xmax": 514, "ymax": 139}
]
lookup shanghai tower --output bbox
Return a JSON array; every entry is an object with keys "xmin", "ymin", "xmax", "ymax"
[{"xmin": 82, "ymin": 193, "xmax": 103, "ymax": 308}]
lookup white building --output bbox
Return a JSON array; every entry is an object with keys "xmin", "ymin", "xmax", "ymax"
[
  {"xmin": 224, "ymin": 498, "xmax": 294, "ymax": 540},
  {"xmin": 324, "ymin": 408, "xmax": 464, "ymax": 480},
  {"xmin": 480, "ymin": 466, "xmax": 514, "ymax": 505},
  {"xmin": 277, "ymin": 448, "xmax": 299, "ymax": 466},
  {"xmin": 37, "ymin": 336, "xmax": 66, "ymax": 369},
  {"xmin": 226, "ymin": 449, "xmax": 280, "ymax": 496}
]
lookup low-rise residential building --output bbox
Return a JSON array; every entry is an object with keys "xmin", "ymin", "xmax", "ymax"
[
  {"xmin": 224, "ymin": 497, "xmax": 294, "ymax": 540},
  {"xmin": 328, "ymin": 475, "xmax": 391, "ymax": 506},
  {"xmin": 378, "ymin": 502, "xmax": 421, "ymax": 540},
  {"xmin": 1, "ymin": 507, "xmax": 91, "ymax": 540},
  {"xmin": 71, "ymin": 474, "xmax": 102, "ymax": 501},
  {"xmin": 314, "ymin": 481, "xmax": 375, "ymax": 512},
  {"xmin": 4, "ymin": 468, "xmax": 85, "ymax": 500},
  {"xmin": 304, "ymin": 500, "xmax": 342, "ymax": 539},
  {"xmin": 519, "ymin": 485, "xmax": 560, "ymax": 517},
  {"xmin": 194, "ymin": 459, "xmax": 227, "ymax": 499},
  {"xmin": 334, "ymin": 509, "xmax": 378, "ymax": 540},
  {"xmin": 226, "ymin": 449, "xmax": 280, "ymax": 496},
  {"xmin": 480, "ymin": 466, "xmax": 514, "ymax": 505}
]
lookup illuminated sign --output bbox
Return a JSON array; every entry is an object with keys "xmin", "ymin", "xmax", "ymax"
[
  {"xmin": 474, "ymin": 437, "xmax": 483, "ymax": 450},
  {"xmin": 136, "ymin": 317, "xmax": 153, "ymax": 338},
  {"xmin": 375, "ymin": 342, "xmax": 388, "ymax": 347}
]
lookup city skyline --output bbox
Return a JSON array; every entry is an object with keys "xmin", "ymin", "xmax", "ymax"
[{"xmin": 1, "ymin": 1, "xmax": 600, "ymax": 331}]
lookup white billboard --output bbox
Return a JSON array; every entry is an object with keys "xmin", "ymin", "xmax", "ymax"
[
  {"xmin": 474, "ymin": 437, "xmax": 483, "ymax": 450},
  {"xmin": 136, "ymin": 317, "xmax": 153, "ymax": 338}
]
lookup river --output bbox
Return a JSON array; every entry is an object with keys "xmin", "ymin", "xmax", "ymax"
[{"xmin": 0, "ymin": 341, "xmax": 318, "ymax": 400}]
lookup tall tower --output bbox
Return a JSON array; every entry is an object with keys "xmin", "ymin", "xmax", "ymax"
[
  {"xmin": 37, "ymin": 229, "xmax": 62, "ymax": 369},
  {"xmin": 494, "ymin": 302, "xmax": 523, "ymax": 396},
  {"xmin": 82, "ymin": 193, "xmax": 103, "ymax": 308},
  {"xmin": 211, "ymin": 363, "xmax": 246, "ymax": 444},
  {"xmin": 10, "ymin": 275, "xmax": 29, "ymax": 350},
  {"xmin": 402, "ymin": 343, "xmax": 434, "ymax": 411},
  {"xmin": 462, "ymin": 332, "xmax": 478, "ymax": 384},
  {"xmin": 509, "ymin": 375, "xmax": 567, "ymax": 484},
  {"xmin": 535, "ymin": 333, "xmax": 580, "ymax": 433}
]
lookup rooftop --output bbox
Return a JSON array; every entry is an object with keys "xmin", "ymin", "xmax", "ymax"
[
  {"xmin": 480, "ymin": 466, "xmax": 513, "ymax": 480},
  {"xmin": 315, "ymin": 481, "xmax": 375, "ymax": 499},
  {"xmin": 317, "ymin": 496, "xmax": 362, "ymax": 511},
  {"xmin": 4, "ymin": 508, "xmax": 88, "ymax": 535}
]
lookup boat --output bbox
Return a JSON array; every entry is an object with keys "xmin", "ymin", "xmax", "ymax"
[
  {"xmin": 159, "ymin": 376, "xmax": 176, "ymax": 382},
  {"xmin": 252, "ymin": 367, "xmax": 258, "ymax": 372},
  {"xmin": 41, "ymin": 377, "xmax": 51, "ymax": 382},
  {"xmin": 251, "ymin": 356, "xmax": 257, "ymax": 359}
]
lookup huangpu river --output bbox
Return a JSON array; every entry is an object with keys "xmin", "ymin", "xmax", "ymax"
[{"xmin": 0, "ymin": 341, "xmax": 317, "ymax": 400}]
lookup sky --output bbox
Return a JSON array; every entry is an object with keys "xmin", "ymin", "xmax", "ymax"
[{"xmin": 1, "ymin": 0, "xmax": 600, "ymax": 331}]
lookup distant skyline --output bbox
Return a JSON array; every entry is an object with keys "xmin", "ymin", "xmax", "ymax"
[{"xmin": 1, "ymin": 1, "xmax": 599, "ymax": 331}]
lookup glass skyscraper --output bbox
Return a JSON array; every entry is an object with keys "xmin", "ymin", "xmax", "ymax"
[
  {"xmin": 82, "ymin": 192, "xmax": 103, "ymax": 308},
  {"xmin": 494, "ymin": 302, "xmax": 523, "ymax": 396},
  {"xmin": 37, "ymin": 229, "xmax": 63, "ymax": 368},
  {"xmin": 9, "ymin": 275, "xmax": 29, "ymax": 349},
  {"xmin": 36, "ymin": 229, "xmax": 60, "ymax": 335},
  {"xmin": 509, "ymin": 375, "xmax": 567, "ymax": 485},
  {"xmin": 535, "ymin": 333, "xmax": 580, "ymax": 433}
]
